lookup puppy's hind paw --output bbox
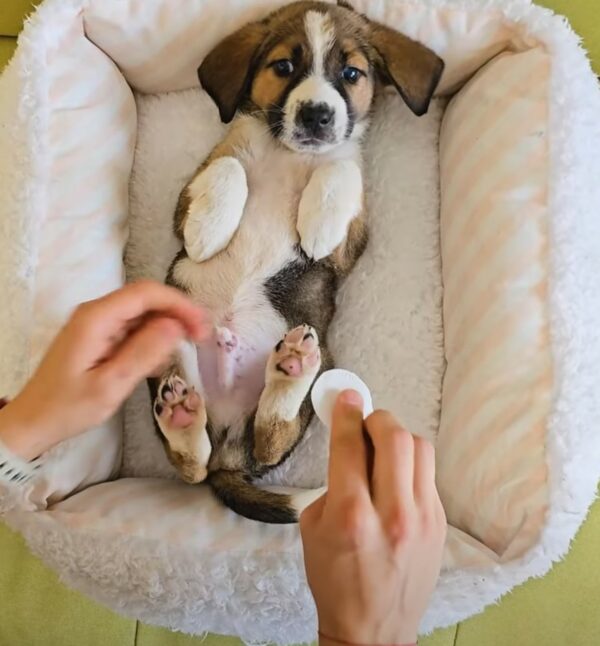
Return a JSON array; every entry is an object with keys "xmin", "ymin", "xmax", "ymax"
[{"xmin": 268, "ymin": 325, "xmax": 321, "ymax": 382}]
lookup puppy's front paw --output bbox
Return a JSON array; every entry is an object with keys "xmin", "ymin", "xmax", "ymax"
[
  {"xmin": 297, "ymin": 160, "xmax": 363, "ymax": 261},
  {"xmin": 183, "ymin": 156, "xmax": 248, "ymax": 263},
  {"xmin": 298, "ymin": 210, "xmax": 347, "ymax": 261}
]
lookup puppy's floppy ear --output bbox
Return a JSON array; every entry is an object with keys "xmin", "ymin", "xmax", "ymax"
[
  {"xmin": 198, "ymin": 22, "xmax": 267, "ymax": 123},
  {"xmin": 369, "ymin": 23, "xmax": 444, "ymax": 116}
]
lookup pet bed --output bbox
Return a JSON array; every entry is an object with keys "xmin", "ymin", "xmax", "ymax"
[{"xmin": 0, "ymin": 0, "xmax": 599, "ymax": 643}]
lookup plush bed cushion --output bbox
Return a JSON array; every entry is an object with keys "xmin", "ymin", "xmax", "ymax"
[
  {"xmin": 0, "ymin": 2, "xmax": 135, "ymax": 512},
  {"xmin": 2, "ymin": 0, "xmax": 600, "ymax": 643},
  {"xmin": 438, "ymin": 48, "xmax": 552, "ymax": 565}
]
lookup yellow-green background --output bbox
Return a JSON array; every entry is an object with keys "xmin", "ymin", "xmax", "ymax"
[{"xmin": 1, "ymin": 1, "xmax": 599, "ymax": 645}]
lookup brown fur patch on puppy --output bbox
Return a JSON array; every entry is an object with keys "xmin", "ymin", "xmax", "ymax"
[
  {"xmin": 343, "ymin": 49, "xmax": 374, "ymax": 117},
  {"xmin": 368, "ymin": 22, "xmax": 444, "ymax": 116},
  {"xmin": 250, "ymin": 55, "xmax": 293, "ymax": 111},
  {"xmin": 199, "ymin": 22, "xmax": 269, "ymax": 123},
  {"xmin": 253, "ymin": 415, "xmax": 301, "ymax": 466},
  {"xmin": 167, "ymin": 447, "xmax": 207, "ymax": 484},
  {"xmin": 208, "ymin": 470, "xmax": 297, "ymax": 524},
  {"xmin": 329, "ymin": 207, "xmax": 369, "ymax": 276}
]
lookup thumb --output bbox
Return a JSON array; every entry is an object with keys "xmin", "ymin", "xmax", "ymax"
[
  {"xmin": 96, "ymin": 317, "xmax": 184, "ymax": 391},
  {"xmin": 325, "ymin": 390, "xmax": 370, "ymax": 506}
]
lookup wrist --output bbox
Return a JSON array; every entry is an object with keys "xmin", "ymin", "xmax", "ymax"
[
  {"xmin": 0, "ymin": 397, "xmax": 53, "ymax": 461},
  {"xmin": 318, "ymin": 624, "xmax": 418, "ymax": 646}
]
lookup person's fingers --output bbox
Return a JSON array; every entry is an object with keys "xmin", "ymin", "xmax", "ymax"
[
  {"xmin": 325, "ymin": 390, "xmax": 371, "ymax": 510},
  {"xmin": 413, "ymin": 436, "xmax": 437, "ymax": 506},
  {"xmin": 364, "ymin": 410, "xmax": 415, "ymax": 514},
  {"xmin": 94, "ymin": 316, "xmax": 185, "ymax": 392},
  {"xmin": 77, "ymin": 281, "xmax": 210, "ymax": 342}
]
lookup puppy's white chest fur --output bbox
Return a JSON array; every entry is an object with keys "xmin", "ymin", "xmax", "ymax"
[{"xmin": 235, "ymin": 116, "xmax": 315, "ymax": 263}]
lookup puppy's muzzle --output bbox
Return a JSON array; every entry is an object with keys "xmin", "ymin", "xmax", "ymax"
[{"xmin": 296, "ymin": 101, "xmax": 335, "ymax": 140}]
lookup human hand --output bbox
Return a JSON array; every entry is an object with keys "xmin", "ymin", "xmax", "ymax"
[
  {"xmin": 300, "ymin": 391, "xmax": 446, "ymax": 646},
  {"xmin": 0, "ymin": 281, "xmax": 208, "ymax": 460}
]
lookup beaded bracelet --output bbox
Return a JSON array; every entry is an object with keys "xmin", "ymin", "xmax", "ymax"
[{"xmin": 0, "ymin": 398, "xmax": 43, "ymax": 486}]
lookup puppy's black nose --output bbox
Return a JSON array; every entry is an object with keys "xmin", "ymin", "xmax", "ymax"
[{"xmin": 298, "ymin": 102, "xmax": 334, "ymax": 134}]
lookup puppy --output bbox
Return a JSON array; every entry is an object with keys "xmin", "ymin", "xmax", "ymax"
[{"xmin": 149, "ymin": 0, "xmax": 443, "ymax": 523}]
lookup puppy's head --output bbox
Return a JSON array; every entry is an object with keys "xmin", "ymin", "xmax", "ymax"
[{"xmin": 199, "ymin": 0, "xmax": 444, "ymax": 153}]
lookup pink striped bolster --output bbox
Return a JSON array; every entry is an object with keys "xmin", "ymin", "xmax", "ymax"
[{"xmin": 437, "ymin": 47, "xmax": 552, "ymax": 567}]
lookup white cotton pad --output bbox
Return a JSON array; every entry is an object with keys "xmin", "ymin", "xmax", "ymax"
[{"xmin": 311, "ymin": 369, "xmax": 374, "ymax": 429}]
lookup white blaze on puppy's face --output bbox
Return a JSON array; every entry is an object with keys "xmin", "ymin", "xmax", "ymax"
[
  {"xmin": 281, "ymin": 11, "xmax": 350, "ymax": 153},
  {"xmin": 305, "ymin": 10, "xmax": 334, "ymax": 76}
]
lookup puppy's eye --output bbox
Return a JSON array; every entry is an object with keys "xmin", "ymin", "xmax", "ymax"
[
  {"xmin": 342, "ymin": 66, "xmax": 362, "ymax": 84},
  {"xmin": 271, "ymin": 59, "xmax": 294, "ymax": 77}
]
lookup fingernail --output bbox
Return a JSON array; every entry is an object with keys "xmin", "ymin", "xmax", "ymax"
[{"xmin": 339, "ymin": 389, "xmax": 363, "ymax": 408}]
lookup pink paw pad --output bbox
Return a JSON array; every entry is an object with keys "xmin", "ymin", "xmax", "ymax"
[
  {"xmin": 170, "ymin": 404, "xmax": 196, "ymax": 429},
  {"xmin": 154, "ymin": 376, "xmax": 202, "ymax": 431},
  {"xmin": 278, "ymin": 356, "xmax": 303, "ymax": 377},
  {"xmin": 283, "ymin": 326, "xmax": 306, "ymax": 345},
  {"xmin": 274, "ymin": 325, "xmax": 321, "ymax": 378}
]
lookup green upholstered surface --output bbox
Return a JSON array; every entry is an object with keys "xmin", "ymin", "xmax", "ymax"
[
  {"xmin": 0, "ymin": 1, "xmax": 599, "ymax": 644},
  {"xmin": 0, "ymin": 523, "xmax": 135, "ymax": 646},
  {"xmin": 0, "ymin": 0, "xmax": 39, "ymax": 37},
  {"xmin": 0, "ymin": 36, "xmax": 17, "ymax": 68}
]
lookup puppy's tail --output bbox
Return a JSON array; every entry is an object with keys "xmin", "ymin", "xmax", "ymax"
[{"xmin": 208, "ymin": 470, "xmax": 325, "ymax": 524}]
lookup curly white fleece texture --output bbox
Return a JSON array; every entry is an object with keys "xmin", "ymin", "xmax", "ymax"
[{"xmin": 1, "ymin": 0, "xmax": 600, "ymax": 643}]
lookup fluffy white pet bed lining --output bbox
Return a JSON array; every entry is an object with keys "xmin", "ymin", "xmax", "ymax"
[{"xmin": 0, "ymin": 0, "xmax": 599, "ymax": 643}]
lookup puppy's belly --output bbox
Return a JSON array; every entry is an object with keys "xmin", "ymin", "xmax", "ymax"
[{"xmin": 196, "ymin": 287, "xmax": 288, "ymax": 429}]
